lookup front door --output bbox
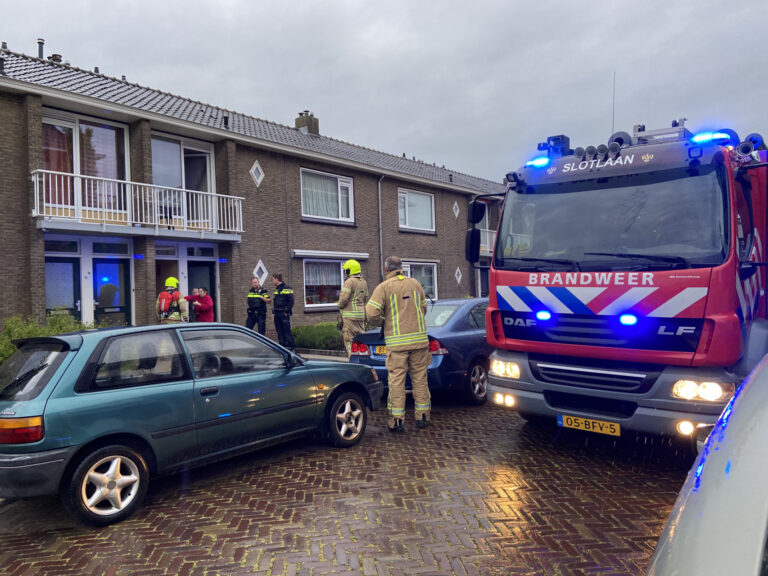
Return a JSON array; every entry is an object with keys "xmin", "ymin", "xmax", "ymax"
[
  {"xmin": 93, "ymin": 258, "xmax": 131, "ymax": 326},
  {"xmin": 188, "ymin": 261, "xmax": 216, "ymax": 320},
  {"xmin": 45, "ymin": 257, "xmax": 81, "ymax": 320}
]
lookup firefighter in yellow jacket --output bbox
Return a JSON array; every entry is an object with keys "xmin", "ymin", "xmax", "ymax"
[
  {"xmin": 338, "ymin": 259, "xmax": 369, "ymax": 358},
  {"xmin": 365, "ymin": 255, "xmax": 431, "ymax": 432}
]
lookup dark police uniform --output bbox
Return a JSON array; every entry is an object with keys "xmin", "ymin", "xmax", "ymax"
[
  {"xmin": 246, "ymin": 286, "xmax": 270, "ymax": 335},
  {"xmin": 273, "ymin": 282, "xmax": 296, "ymax": 350}
]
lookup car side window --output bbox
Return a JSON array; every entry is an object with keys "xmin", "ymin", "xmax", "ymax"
[
  {"xmin": 91, "ymin": 332, "xmax": 186, "ymax": 390},
  {"xmin": 468, "ymin": 304, "xmax": 487, "ymax": 329},
  {"xmin": 181, "ymin": 329, "xmax": 286, "ymax": 379}
]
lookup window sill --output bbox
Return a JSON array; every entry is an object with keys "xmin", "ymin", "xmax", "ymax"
[
  {"xmin": 399, "ymin": 227, "xmax": 436, "ymax": 236},
  {"xmin": 303, "ymin": 304, "xmax": 339, "ymax": 313},
  {"xmin": 301, "ymin": 216, "xmax": 356, "ymax": 227}
]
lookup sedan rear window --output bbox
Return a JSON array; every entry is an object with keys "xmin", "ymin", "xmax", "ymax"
[
  {"xmin": 425, "ymin": 304, "xmax": 460, "ymax": 327},
  {"xmin": 0, "ymin": 342, "xmax": 68, "ymax": 401}
]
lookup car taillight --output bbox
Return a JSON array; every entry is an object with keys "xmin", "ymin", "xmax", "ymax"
[
  {"xmin": 0, "ymin": 416, "xmax": 44, "ymax": 444},
  {"xmin": 429, "ymin": 339, "xmax": 448, "ymax": 355},
  {"xmin": 350, "ymin": 342, "xmax": 370, "ymax": 356}
]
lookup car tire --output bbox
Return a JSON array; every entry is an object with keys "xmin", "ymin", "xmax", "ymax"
[
  {"xmin": 465, "ymin": 359, "xmax": 488, "ymax": 405},
  {"xmin": 328, "ymin": 391, "xmax": 367, "ymax": 448},
  {"xmin": 61, "ymin": 444, "xmax": 149, "ymax": 526}
]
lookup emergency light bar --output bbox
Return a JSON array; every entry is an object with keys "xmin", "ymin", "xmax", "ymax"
[
  {"xmin": 691, "ymin": 131, "xmax": 731, "ymax": 145},
  {"xmin": 525, "ymin": 156, "xmax": 550, "ymax": 168}
]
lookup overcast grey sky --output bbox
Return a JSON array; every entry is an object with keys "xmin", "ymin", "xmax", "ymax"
[{"xmin": 2, "ymin": 1, "xmax": 767, "ymax": 181}]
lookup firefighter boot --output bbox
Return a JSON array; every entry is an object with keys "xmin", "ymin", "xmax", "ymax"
[
  {"xmin": 388, "ymin": 418, "xmax": 405, "ymax": 433},
  {"xmin": 416, "ymin": 414, "xmax": 429, "ymax": 429}
]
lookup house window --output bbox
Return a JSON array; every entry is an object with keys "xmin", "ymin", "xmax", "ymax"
[
  {"xmin": 398, "ymin": 189, "xmax": 434, "ymax": 231},
  {"xmin": 301, "ymin": 169, "xmax": 354, "ymax": 222},
  {"xmin": 42, "ymin": 114, "xmax": 128, "ymax": 212},
  {"xmin": 304, "ymin": 260, "xmax": 343, "ymax": 307},
  {"xmin": 151, "ymin": 135, "xmax": 214, "ymax": 226},
  {"xmin": 403, "ymin": 262, "xmax": 438, "ymax": 300}
]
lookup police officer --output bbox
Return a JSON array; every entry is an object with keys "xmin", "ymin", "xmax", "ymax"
[
  {"xmin": 338, "ymin": 259, "xmax": 368, "ymax": 359},
  {"xmin": 155, "ymin": 276, "xmax": 188, "ymax": 324},
  {"xmin": 246, "ymin": 277, "xmax": 271, "ymax": 335},
  {"xmin": 366, "ymin": 256, "xmax": 431, "ymax": 432},
  {"xmin": 271, "ymin": 272, "xmax": 296, "ymax": 351}
]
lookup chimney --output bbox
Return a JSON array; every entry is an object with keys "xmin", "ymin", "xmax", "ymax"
[
  {"xmin": 94, "ymin": 66, "xmax": 100, "ymax": 74},
  {"xmin": 295, "ymin": 110, "xmax": 319, "ymax": 135},
  {"xmin": 2, "ymin": 42, "xmax": 7, "ymax": 49},
  {"xmin": 49, "ymin": 54, "xmax": 62, "ymax": 63},
  {"xmin": 121, "ymin": 75, "xmax": 127, "ymax": 81},
  {"xmin": 37, "ymin": 38, "xmax": 44, "ymax": 59}
]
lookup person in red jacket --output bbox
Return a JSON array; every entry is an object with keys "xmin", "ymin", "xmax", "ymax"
[{"xmin": 192, "ymin": 287, "xmax": 214, "ymax": 322}]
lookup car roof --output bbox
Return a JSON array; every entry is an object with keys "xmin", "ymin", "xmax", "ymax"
[{"xmin": 646, "ymin": 356, "xmax": 768, "ymax": 575}]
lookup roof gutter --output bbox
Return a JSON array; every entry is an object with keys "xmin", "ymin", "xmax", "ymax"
[{"xmin": 0, "ymin": 76, "xmax": 497, "ymax": 196}]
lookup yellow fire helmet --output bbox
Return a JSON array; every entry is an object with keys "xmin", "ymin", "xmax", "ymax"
[
  {"xmin": 165, "ymin": 276, "xmax": 179, "ymax": 289},
  {"xmin": 343, "ymin": 259, "xmax": 361, "ymax": 276}
]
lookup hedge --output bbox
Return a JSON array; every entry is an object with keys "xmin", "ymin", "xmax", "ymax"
[{"xmin": 292, "ymin": 321, "xmax": 344, "ymax": 351}]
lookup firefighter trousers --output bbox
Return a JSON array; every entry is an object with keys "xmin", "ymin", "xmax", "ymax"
[
  {"xmin": 342, "ymin": 318, "xmax": 365, "ymax": 358},
  {"xmin": 385, "ymin": 347, "xmax": 431, "ymax": 427}
]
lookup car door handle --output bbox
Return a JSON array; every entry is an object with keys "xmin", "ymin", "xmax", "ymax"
[{"xmin": 200, "ymin": 387, "xmax": 219, "ymax": 397}]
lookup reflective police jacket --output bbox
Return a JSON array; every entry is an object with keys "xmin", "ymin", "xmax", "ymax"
[
  {"xmin": 272, "ymin": 282, "xmax": 294, "ymax": 315},
  {"xmin": 247, "ymin": 287, "xmax": 270, "ymax": 315},
  {"xmin": 338, "ymin": 275, "xmax": 368, "ymax": 319},
  {"xmin": 365, "ymin": 269, "xmax": 428, "ymax": 351}
]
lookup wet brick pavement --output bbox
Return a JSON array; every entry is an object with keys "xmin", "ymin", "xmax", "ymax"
[{"xmin": 0, "ymin": 399, "xmax": 693, "ymax": 575}]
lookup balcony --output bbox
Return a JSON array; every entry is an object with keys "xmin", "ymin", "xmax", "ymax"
[
  {"xmin": 31, "ymin": 170, "xmax": 243, "ymax": 240},
  {"xmin": 480, "ymin": 229, "xmax": 496, "ymax": 255}
]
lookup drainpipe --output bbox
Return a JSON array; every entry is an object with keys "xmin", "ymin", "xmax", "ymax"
[{"xmin": 377, "ymin": 175, "xmax": 385, "ymax": 281}]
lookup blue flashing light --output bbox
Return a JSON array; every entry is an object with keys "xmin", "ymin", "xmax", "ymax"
[
  {"xmin": 101, "ymin": 276, "xmax": 110, "ymax": 283},
  {"xmin": 133, "ymin": 254, "xmax": 145, "ymax": 260},
  {"xmin": 691, "ymin": 131, "xmax": 731, "ymax": 145},
  {"xmin": 525, "ymin": 156, "xmax": 550, "ymax": 168},
  {"xmin": 218, "ymin": 413, "xmax": 232, "ymax": 418},
  {"xmin": 619, "ymin": 314, "xmax": 638, "ymax": 326},
  {"xmin": 536, "ymin": 310, "xmax": 552, "ymax": 321},
  {"xmin": 218, "ymin": 258, "xmax": 227, "ymax": 263}
]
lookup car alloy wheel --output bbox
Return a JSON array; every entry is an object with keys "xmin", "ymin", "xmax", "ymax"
[
  {"xmin": 62, "ymin": 445, "xmax": 149, "ymax": 526},
  {"xmin": 466, "ymin": 360, "xmax": 488, "ymax": 405},
  {"xmin": 329, "ymin": 391, "xmax": 367, "ymax": 447}
]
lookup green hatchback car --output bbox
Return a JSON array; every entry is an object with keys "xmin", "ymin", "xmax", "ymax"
[{"xmin": 0, "ymin": 323, "xmax": 383, "ymax": 526}]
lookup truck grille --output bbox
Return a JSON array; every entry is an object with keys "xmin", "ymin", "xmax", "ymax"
[
  {"xmin": 529, "ymin": 357, "xmax": 659, "ymax": 393},
  {"xmin": 543, "ymin": 316, "xmax": 627, "ymax": 346}
]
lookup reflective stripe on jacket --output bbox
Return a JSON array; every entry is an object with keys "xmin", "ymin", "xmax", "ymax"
[
  {"xmin": 365, "ymin": 269, "xmax": 428, "ymax": 351},
  {"xmin": 273, "ymin": 283, "xmax": 294, "ymax": 314},
  {"xmin": 338, "ymin": 275, "xmax": 368, "ymax": 319}
]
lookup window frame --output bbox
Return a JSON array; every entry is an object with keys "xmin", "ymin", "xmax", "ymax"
[
  {"xmin": 398, "ymin": 188, "xmax": 435, "ymax": 232},
  {"xmin": 300, "ymin": 168, "xmax": 355, "ymax": 224},
  {"xmin": 402, "ymin": 261, "xmax": 438, "ymax": 300},
  {"xmin": 303, "ymin": 258, "xmax": 345, "ymax": 310}
]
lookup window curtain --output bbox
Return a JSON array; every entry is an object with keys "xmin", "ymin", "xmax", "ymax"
[
  {"xmin": 302, "ymin": 172, "xmax": 339, "ymax": 219},
  {"xmin": 305, "ymin": 261, "xmax": 341, "ymax": 286},
  {"xmin": 411, "ymin": 264, "xmax": 436, "ymax": 299}
]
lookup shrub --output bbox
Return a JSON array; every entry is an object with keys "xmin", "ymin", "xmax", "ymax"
[
  {"xmin": 0, "ymin": 310, "xmax": 101, "ymax": 365},
  {"xmin": 292, "ymin": 321, "xmax": 344, "ymax": 351}
]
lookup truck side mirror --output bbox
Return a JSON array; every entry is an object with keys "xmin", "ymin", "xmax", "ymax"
[
  {"xmin": 467, "ymin": 200, "xmax": 486, "ymax": 225},
  {"xmin": 465, "ymin": 228, "xmax": 481, "ymax": 263}
]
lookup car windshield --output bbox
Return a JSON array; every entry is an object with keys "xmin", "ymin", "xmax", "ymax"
[
  {"xmin": 495, "ymin": 165, "xmax": 728, "ymax": 271},
  {"xmin": 426, "ymin": 303, "xmax": 460, "ymax": 327},
  {"xmin": 0, "ymin": 341, "xmax": 68, "ymax": 401}
]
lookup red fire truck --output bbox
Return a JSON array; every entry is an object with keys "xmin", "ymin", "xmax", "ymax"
[{"xmin": 466, "ymin": 119, "xmax": 768, "ymax": 446}]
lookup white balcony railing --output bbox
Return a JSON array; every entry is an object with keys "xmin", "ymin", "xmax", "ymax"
[
  {"xmin": 31, "ymin": 170, "xmax": 243, "ymax": 234},
  {"xmin": 480, "ymin": 229, "xmax": 496, "ymax": 254}
]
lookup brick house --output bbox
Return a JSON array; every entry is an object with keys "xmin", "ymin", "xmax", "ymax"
[{"xmin": 0, "ymin": 41, "xmax": 504, "ymax": 334}]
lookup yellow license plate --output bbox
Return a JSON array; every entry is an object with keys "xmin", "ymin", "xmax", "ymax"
[
  {"xmin": 374, "ymin": 345, "xmax": 388, "ymax": 355},
  {"xmin": 557, "ymin": 414, "xmax": 621, "ymax": 436}
]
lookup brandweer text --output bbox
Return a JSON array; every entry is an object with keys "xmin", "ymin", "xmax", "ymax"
[{"xmin": 528, "ymin": 272, "xmax": 655, "ymax": 286}]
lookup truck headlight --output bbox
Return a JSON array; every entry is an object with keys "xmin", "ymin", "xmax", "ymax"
[
  {"xmin": 490, "ymin": 359, "xmax": 520, "ymax": 379},
  {"xmin": 672, "ymin": 380, "xmax": 734, "ymax": 402}
]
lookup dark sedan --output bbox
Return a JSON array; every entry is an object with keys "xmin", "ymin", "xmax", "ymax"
[
  {"xmin": 349, "ymin": 297, "xmax": 491, "ymax": 404},
  {"xmin": 0, "ymin": 323, "xmax": 383, "ymax": 526}
]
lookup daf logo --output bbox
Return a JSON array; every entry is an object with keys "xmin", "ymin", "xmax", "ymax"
[
  {"xmin": 504, "ymin": 317, "xmax": 537, "ymax": 327},
  {"xmin": 546, "ymin": 166, "xmax": 557, "ymax": 175},
  {"xmin": 658, "ymin": 325, "xmax": 696, "ymax": 336},
  {"xmin": 642, "ymin": 153, "xmax": 654, "ymax": 163}
]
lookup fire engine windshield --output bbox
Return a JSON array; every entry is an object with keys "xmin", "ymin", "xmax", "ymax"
[{"xmin": 495, "ymin": 165, "xmax": 728, "ymax": 271}]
